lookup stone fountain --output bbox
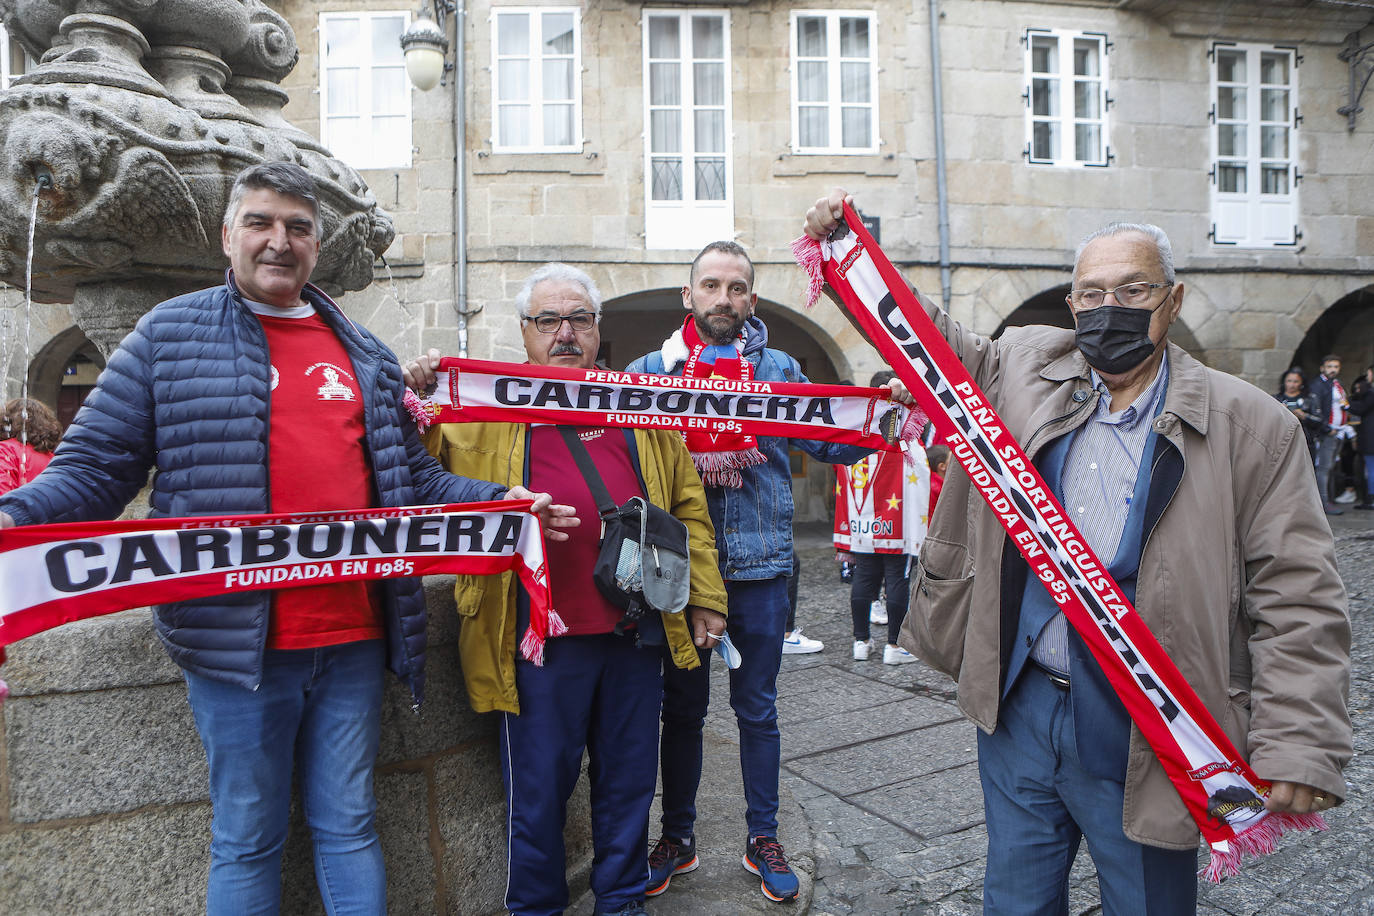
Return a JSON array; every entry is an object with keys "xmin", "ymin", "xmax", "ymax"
[
  {"xmin": 0, "ymin": 0, "xmax": 394, "ymax": 355},
  {"xmin": 0, "ymin": 3, "xmax": 593, "ymax": 913}
]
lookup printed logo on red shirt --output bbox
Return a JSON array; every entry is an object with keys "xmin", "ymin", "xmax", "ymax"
[{"xmin": 306, "ymin": 362, "xmax": 357, "ymax": 401}]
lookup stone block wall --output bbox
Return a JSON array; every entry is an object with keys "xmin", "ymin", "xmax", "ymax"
[{"xmin": 0, "ymin": 578, "xmax": 592, "ymax": 916}]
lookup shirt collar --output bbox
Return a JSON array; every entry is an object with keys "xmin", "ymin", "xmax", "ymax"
[{"xmin": 1089, "ymin": 351, "xmax": 1170, "ymax": 429}]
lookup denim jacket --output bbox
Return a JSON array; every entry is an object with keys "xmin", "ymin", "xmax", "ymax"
[{"xmin": 627, "ymin": 316, "xmax": 868, "ymax": 580}]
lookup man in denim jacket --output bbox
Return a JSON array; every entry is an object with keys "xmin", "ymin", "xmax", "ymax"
[{"xmin": 627, "ymin": 241, "xmax": 867, "ymax": 903}]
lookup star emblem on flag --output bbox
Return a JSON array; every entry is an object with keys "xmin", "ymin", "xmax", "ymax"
[{"xmin": 886, "ymin": 495, "xmax": 902, "ymax": 510}]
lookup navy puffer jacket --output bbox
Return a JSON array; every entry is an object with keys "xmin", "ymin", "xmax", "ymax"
[{"xmin": 0, "ymin": 277, "xmax": 504, "ymax": 702}]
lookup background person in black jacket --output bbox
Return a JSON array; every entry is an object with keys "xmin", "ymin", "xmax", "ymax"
[
  {"xmin": 0, "ymin": 162, "xmax": 575, "ymax": 916},
  {"xmin": 1350, "ymin": 366, "xmax": 1374, "ymax": 511},
  {"xmin": 1275, "ymin": 367, "xmax": 1321, "ymax": 459},
  {"xmin": 1307, "ymin": 354, "xmax": 1350, "ymax": 515}
]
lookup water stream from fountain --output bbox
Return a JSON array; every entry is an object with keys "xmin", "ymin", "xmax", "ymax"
[{"xmin": 15, "ymin": 184, "xmax": 42, "ymax": 477}]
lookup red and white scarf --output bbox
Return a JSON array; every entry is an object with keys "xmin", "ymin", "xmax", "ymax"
[
  {"xmin": 406, "ymin": 358, "xmax": 924, "ymax": 462},
  {"xmin": 0, "ymin": 501, "xmax": 559, "ymax": 672},
  {"xmin": 676, "ymin": 316, "xmax": 766, "ymax": 486},
  {"xmin": 793, "ymin": 204, "xmax": 1325, "ymax": 881}
]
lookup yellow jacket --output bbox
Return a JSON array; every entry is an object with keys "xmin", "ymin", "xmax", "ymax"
[{"xmin": 425, "ymin": 421, "xmax": 728, "ymax": 714}]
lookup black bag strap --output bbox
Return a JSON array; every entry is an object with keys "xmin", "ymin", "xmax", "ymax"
[{"xmin": 557, "ymin": 426, "xmax": 619, "ymax": 519}]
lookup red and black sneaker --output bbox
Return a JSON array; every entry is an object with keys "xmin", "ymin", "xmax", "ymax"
[
  {"xmin": 742, "ymin": 835, "xmax": 799, "ymax": 903},
  {"xmin": 646, "ymin": 834, "xmax": 699, "ymax": 897}
]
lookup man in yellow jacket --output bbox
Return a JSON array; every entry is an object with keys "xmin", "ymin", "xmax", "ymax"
[{"xmin": 405, "ymin": 262, "xmax": 728, "ymax": 916}]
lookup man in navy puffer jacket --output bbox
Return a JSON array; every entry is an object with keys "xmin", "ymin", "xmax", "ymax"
[{"xmin": 0, "ymin": 162, "xmax": 572, "ymax": 915}]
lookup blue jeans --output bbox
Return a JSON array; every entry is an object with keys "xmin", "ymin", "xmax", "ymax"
[
  {"xmin": 661, "ymin": 576, "xmax": 789, "ymax": 839},
  {"xmin": 501, "ymin": 633, "xmax": 662, "ymax": 916},
  {"xmin": 184, "ymin": 640, "xmax": 386, "ymax": 916},
  {"xmin": 978, "ymin": 667, "xmax": 1198, "ymax": 916}
]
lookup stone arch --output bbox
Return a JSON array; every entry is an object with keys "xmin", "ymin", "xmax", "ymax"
[
  {"xmin": 991, "ymin": 283, "xmax": 1202, "ymax": 357},
  {"xmin": 26, "ymin": 324, "xmax": 103, "ymax": 426},
  {"xmin": 1287, "ymin": 283, "xmax": 1374, "ymax": 378}
]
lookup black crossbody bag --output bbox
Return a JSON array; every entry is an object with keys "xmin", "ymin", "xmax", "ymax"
[{"xmin": 557, "ymin": 427, "xmax": 691, "ymax": 633}]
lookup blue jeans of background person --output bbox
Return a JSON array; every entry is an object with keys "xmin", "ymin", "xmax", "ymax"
[
  {"xmin": 660, "ymin": 576, "xmax": 790, "ymax": 840},
  {"xmin": 184, "ymin": 640, "xmax": 386, "ymax": 916},
  {"xmin": 978, "ymin": 667, "xmax": 1198, "ymax": 916},
  {"xmin": 849, "ymin": 552, "xmax": 912, "ymax": 646},
  {"xmin": 501, "ymin": 633, "xmax": 662, "ymax": 916}
]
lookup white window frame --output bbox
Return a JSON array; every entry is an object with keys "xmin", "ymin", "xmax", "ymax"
[
  {"xmin": 318, "ymin": 11, "xmax": 414, "ymax": 170},
  {"xmin": 1023, "ymin": 28, "xmax": 1110, "ymax": 168},
  {"xmin": 789, "ymin": 10, "xmax": 880, "ymax": 155},
  {"xmin": 490, "ymin": 7, "xmax": 583, "ymax": 153},
  {"xmin": 1209, "ymin": 42, "xmax": 1299, "ymax": 248},
  {"xmin": 2, "ymin": 24, "xmax": 29, "ymax": 90},
  {"xmin": 642, "ymin": 8, "xmax": 734, "ymax": 251}
]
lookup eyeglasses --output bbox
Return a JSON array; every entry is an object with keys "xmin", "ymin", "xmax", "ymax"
[
  {"xmin": 1067, "ymin": 282, "xmax": 1171, "ymax": 311},
  {"xmin": 523, "ymin": 311, "xmax": 596, "ymax": 333}
]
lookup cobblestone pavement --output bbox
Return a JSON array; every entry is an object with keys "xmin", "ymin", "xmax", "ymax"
[{"xmin": 740, "ymin": 515, "xmax": 1374, "ymax": 916}]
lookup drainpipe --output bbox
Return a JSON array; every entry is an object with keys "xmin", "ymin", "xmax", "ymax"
[
  {"xmin": 927, "ymin": 0, "xmax": 952, "ymax": 310},
  {"xmin": 451, "ymin": 0, "xmax": 479, "ymax": 357}
]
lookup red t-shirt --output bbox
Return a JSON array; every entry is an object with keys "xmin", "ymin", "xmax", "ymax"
[
  {"xmin": 929, "ymin": 472, "xmax": 944, "ymax": 513},
  {"xmin": 0, "ymin": 438, "xmax": 52, "ymax": 494},
  {"xmin": 529, "ymin": 426, "xmax": 644, "ymax": 635},
  {"xmin": 256, "ymin": 306, "xmax": 382, "ymax": 650}
]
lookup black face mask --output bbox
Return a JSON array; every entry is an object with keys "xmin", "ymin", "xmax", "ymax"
[{"xmin": 1074, "ymin": 304, "xmax": 1159, "ymax": 375}]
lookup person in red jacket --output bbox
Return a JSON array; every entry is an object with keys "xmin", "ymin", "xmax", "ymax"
[
  {"xmin": 925, "ymin": 444, "xmax": 949, "ymax": 514},
  {"xmin": 0, "ymin": 398, "xmax": 60, "ymax": 494}
]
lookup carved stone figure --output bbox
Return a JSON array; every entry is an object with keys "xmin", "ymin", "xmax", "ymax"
[{"xmin": 0, "ymin": 0, "xmax": 394, "ymax": 354}]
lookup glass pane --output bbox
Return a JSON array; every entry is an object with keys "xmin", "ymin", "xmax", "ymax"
[
  {"xmin": 695, "ymin": 110, "xmax": 724, "ymax": 153},
  {"xmin": 1074, "ymin": 80, "xmax": 1099, "ymax": 118},
  {"xmin": 543, "ymin": 59, "xmax": 573, "ymax": 101},
  {"xmin": 498, "ymin": 105, "xmax": 530, "ymax": 147},
  {"xmin": 797, "ymin": 17, "xmax": 826, "ymax": 57},
  {"xmin": 326, "ymin": 116, "xmax": 366, "ymax": 164},
  {"xmin": 841, "ymin": 107, "xmax": 870, "ymax": 148},
  {"xmin": 1032, "ymin": 120, "xmax": 1057, "ymax": 160},
  {"xmin": 1031, "ymin": 36, "xmax": 1057, "ymax": 74},
  {"xmin": 841, "ymin": 62, "xmax": 869, "ymax": 103},
  {"xmin": 1261, "ymin": 125, "xmax": 1288, "ymax": 159},
  {"xmin": 1073, "ymin": 39, "xmax": 1099, "ymax": 77},
  {"xmin": 1032, "ymin": 77, "xmax": 1057, "ymax": 117},
  {"xmin": 650, "ymin": 63, "xmax": 680, "ymax": 106},
  {"xmin": 1217, "ymin": 124, "xmax": 1245, "ymax": 157},
  {"xmin": 497, "ymin": 14, "xmax": 529, "ymax": 55},
  {"xmin": 543, "ymin": 104, "xmax": 573, "ymax": 147},
  {"xmin": 1260, "ymin": 52, "xmax": 1289, "ymax": 85},
  {"xmin": 1261, "ymin": 165, "xmax": 1289, "ymax": 194},
  {"xmin": 798, "ymin": 61, "xmax": 827, "ymax": 103},
  {"xmin": 325, "ymin": 18, "xmax": 361, "ymax": 59},
  {"xmin": 372, "ymin": 67, "xmax": 406, "ymax": 115},
  {"xmin": 1261, "ymin": 88, "xmax": 1288, "ymax": 122},
  {"xmin": 1218, "ymin": 163, "xmax": 1246, "ymax": 193},
  {"xmin": 695, "ymin": 158, "xmax": 726, "ymax": 201},
  {"xmin": 652, "ymin": 158, "xmax": 682, "ymax": 200},
  {"xmin": 840, "ymin": 17, "xmax": 869, "ymax": 58},
  {"xmin": 649, "ymin": 17, "xmax": 679, "ymax": 59},
  {"xmin": 1216, "ymin": 49, "xmax": 1245, "ymax": 83},
  {"xmin": 694, "ymin": 62, "xmax": 724, "ymax": 106},
  {"xmin": 543, "ymin": 12, "xmax": 575, "ymax": 55},
  {"xmin": 799, "ymin": 106, "xmax": 827, "ymax": 147},
  {"xmin": 498, "ymin": 60, "xmax": 529, "ymax": 101},
  {"xmin": 1075, "ymin": 123, "xmax": 1100, "ymax": 162},
  {"xmin": 651, "ymin": 110, "xmax": 681, "ymax": 153},
  {"xmin": 8, "ymin": 37, "xmax": 26, "ymax": 77},
  {"xmin": 372, "ymin": 115, "xmax": 409, "ymax": 165},
  {"xmin": 327, "ymin": 70, "xmax": 359, "ymax": 115},
  {"xmin": 1217, "ymin": 87, "xmax": 1246, "ymax": 121},
  {"xmin": 371, "ymin": 16, "xmax": 405, "ymax": 65},
  {"xmin": 693, "ymin": 16, "xmax": 723, "ymax": 59}
]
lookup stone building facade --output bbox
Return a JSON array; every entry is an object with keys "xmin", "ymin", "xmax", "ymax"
[{"xmin": 2, "ymin": 0, "xmax": 1372, "ymax": 519}]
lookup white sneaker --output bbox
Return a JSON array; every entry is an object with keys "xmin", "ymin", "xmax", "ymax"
[
  {"xmin": 782, "ymin": 628, "xmax": 824, "ymax": 655},
  {"xmin": 852, "ymin": 639, "xmax": 871, "ymax": 661},
  {"xmin": 883, "ymin": 644, "xmax": 917, "ymax": 665},
  {"xmin": 1335, "ymin": 488, "xmax": 1358, "ymax": 504},
  {"xmin": 869, "ymin": 599, "xmax": 887, "ymax": 625}
]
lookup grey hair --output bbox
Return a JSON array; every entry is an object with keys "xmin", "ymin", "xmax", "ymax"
[
  {"xmin": 514, "ymin": 263, "xmax": 603, "ymax": 319},
  {"xmin": 1073, "ymin": 222, "xmax": 1175, "ymax": 284},
  {"xmin": 223, "ymin": 162, "xmax": 321, "ymax": 231}
]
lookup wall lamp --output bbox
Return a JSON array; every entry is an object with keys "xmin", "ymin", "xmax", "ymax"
[{"xmin": 400, "ymin": 1, "xmax": 454, "ymax": 91}]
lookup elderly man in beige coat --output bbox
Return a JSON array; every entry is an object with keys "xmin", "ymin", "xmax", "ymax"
[{"xmin": 806, "ymin": 191, "xmax": 1351, "ymax": 916}]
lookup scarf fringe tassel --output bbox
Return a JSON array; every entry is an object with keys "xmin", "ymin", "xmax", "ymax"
[
  {"xmin": 518, "ymin": 608, "xmax": 569, "ymax": 667},
  {"xmin": 403, "ymin": 389, "xmax": 433, "ymax": 433},
  {"xmin": 1202, "ymin": 811, "xmax": 1328, "ymax": 883},
  {"xmin": 693, "ymin": 448, "xmax": 767, "ymax": 489},
  {"xmin": 791, "ymin": 236, "xmax": 826, "ymax": 310}
]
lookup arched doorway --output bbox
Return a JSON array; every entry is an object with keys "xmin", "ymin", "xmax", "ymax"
[
  {"xmin": 1288, "ymin": 284, "xmax": 1374, "ymax": 377},
  {"xmin": 599, "ymin": 289, "xmax": 845, "ymax": 522},
  {"xmin": 27, "ymin": 325, "xmax": 104, "ymax": 428},
  {"xmin": 993, "ymin": 284, "xmax": 1202, "ymax": 357}
]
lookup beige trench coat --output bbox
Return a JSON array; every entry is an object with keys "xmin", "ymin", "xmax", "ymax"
[{"xmin": 901, "ymin": 303, "xmax": 1352, "ymax": 849}]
